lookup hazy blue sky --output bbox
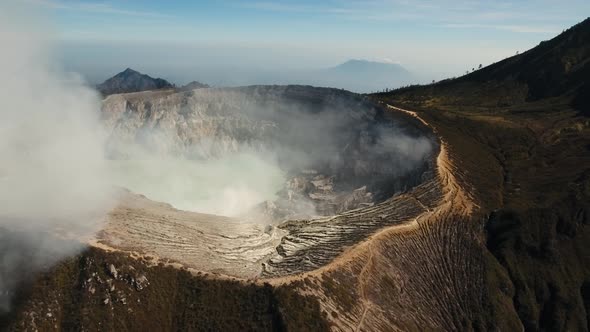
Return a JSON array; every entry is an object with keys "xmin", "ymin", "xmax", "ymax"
[{"xmin": 24, "ymin": 0, "xmax": 590, "ymax": 85}]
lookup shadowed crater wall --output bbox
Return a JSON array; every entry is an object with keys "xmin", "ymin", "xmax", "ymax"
[{"xmin": 101, "ymin": 85, "xmax": 436, "ymax": 220}]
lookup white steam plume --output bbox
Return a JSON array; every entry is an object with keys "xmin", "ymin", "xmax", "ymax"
[{"xmin": 0, "ymin": 3, "xmax": 115, "ymax": 311}]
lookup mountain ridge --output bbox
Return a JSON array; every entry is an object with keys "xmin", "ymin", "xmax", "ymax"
[
  {"xmin": 371, "ymin": 17, "xmax": 590, "ymax": 330},
  {"xmin": 322, "ymin": 59, "xmax": 413, "ymax": 92},
  {"xmin": 96, "ymin": 68, "xmax": 175, "ymax": 96},
  {"xmin": 377, "ymin": 17, "xmax": 590, "ymax": 114},
  {"xmin": 329, "ymin": 59, "xmax": 409, "ymax": 74},
  {"xmin": 179, "ymin": 81, "xmax": 210, "ymax": 91}
]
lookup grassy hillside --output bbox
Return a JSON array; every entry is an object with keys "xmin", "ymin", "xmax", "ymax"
[
  {"xmin": 372, "ymin": 17, "xmax": 590, "ymax": 331},
  {"xmin": 0, "ymin": 247, "xmax": 329, "ymax": 331},
  {"xmin": 377, "ymin": 18, "xmax": 590, "ymax": 115}
]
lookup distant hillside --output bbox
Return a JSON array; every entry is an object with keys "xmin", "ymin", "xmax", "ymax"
[
  {"xmin": 97, "ymin": 68, "xmax": 175, "ymax": 96},
  {"xmin": 328, "ymin": 59, "xmax": 409, "ymax": 77},
  {"xmin": 318, "ymin": 59, "xmax": 414, "ymax": 92},
  {"xmin": 179, "ymin": 81, "xmax": 210, "ymax": 91},
  {"xmin": 376, "ymin": 17, "xmax": 590, "ymax": 114},
  {"xmin": 90, "ymin": 62, "xmax": 412, "ymax": 95}
]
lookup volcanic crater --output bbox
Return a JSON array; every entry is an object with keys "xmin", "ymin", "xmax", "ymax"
[{"xmin": 93, "ymin": 85, "xmax": 438, "ymax": 278}]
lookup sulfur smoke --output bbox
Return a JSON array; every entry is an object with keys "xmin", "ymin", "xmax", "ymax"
[
  {"xmin": 107, "ymin": 150, "xmax": 285, "ymax": 216},
  {"xmin": 0, "ymin": 4, "xmax": 115, "ymax": 311}
]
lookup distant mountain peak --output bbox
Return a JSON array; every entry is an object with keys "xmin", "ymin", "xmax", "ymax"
[
  {"xmin": 334, "ymin": 59, "xmax": 408, "ymax": 71},
  {"xmin": 342, "ymin": 59, "xmax": 396, "ymax": 65},
  {"xmin": 320, "ymin": 59, "xmax": 413, "ymax": 92},
  {"xmin": 179, "ymin": 81, "xmax": 210, "ymax": 91},
  {"xmin": 97, "ymin": 68, "xmax": 175, "ymax": 96},
  {"xmin": 121, "ymin": 67, "xmax": 139, "ymax": 75}
]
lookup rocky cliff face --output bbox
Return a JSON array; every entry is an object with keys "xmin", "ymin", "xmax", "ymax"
[{"xmin": 101, "ymin": 85, "xmax": 435, "ymax": 218}]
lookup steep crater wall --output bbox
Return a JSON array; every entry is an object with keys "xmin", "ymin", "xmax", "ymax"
[
  {"xmin": 101, "ymin": 85, "xmax": 435, "ymax": 219},
  {"xmin": 97, "ymin": 85, "xmax": 439, "ymax": 277}
]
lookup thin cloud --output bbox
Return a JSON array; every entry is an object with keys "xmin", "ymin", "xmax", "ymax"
[
  {"xmin": 442, "ymin": 23, "xmax": 560, "ymax": 34},
  {"xmin": 25, "ymin": 0, "xmax": 172, "ymax": 18},
  {"xmin": 238, "ymin": 1, "xmax": 426, "ymax": 21},
  {"xmin": 236, "ymin": 0, "xmax": 579, "ymax": 30},
  {"xmin": 239, "ymin": 2, "xmax": 312, "ymax": 12}
]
